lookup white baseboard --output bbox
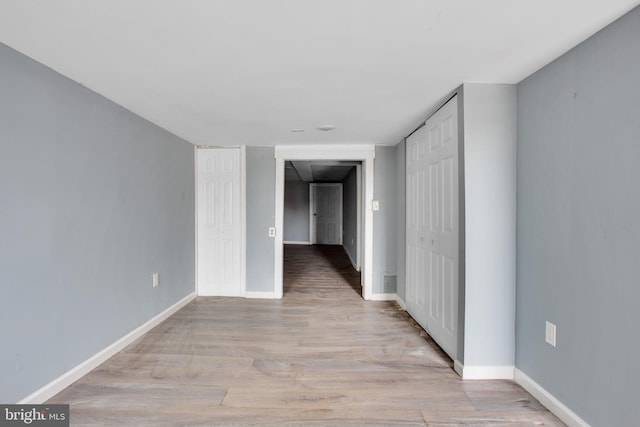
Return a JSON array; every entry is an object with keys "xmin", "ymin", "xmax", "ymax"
[
  {"xmin": 244, "ymin": 291, "xmax": 275, "ymax": 299},
  {"xmin": 369, "ymin": 293, "xmax": 396, "ymax": 301},
  {"xmin": 395, "ymin": 295, "xmax": 407, "ymax": 310},
  {"xmin": 454, "ymin": 359, "xmax": 464, "ymax": 377},
  {"xmin": 343, "ymin": 245, "xmax": 359, "ymax": 271},
  {"xmin": 453, "ymin": 361, "xmax": 515, "ymax": 380},
  {"xmin": 515, "ymin": 369, "xmax": 590, "ymax": 427},
  {"xmin": 18, "ymin": 292, "xmax": 196, "ymax": 404},
  {"xmin": 283, "ymin": 241, "xmax": 311, "ymax": 245}
]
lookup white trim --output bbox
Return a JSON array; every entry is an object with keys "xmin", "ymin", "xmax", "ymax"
[
  {"xmin": 454, "ymin": 359, "xmax": 464, "ymax": 377},
  {"xmin": 274, "ymin": 145, "xmax": 375, "ymax": 300},
  {"xmin": 274, "ymin": 157, "xmax": 285, "ymax": 299},
  {"xmin": 453, "ymin": 361, "xmax": 515, "ymax": 380},
  {"xmin": 344, "ymin": 243, "xmax": 358, "ymax": 271},
  {"xmin": 275, "ymin": 144, "xmax": 375, "ymax": 160},
  {"xmin": 194, "ymin": 147, "xmax": 199, "ymax": 295},
  {"xmin": 284, "ymin": 240, "xmax": 311, "ymax": 245},
  {"xmin": 362, "ymin": 156, "xmax": 374, "ymax": 300},
  {"xmin": 240, "ymin": 145, "xmax": 247, "ymax": 296},
  {"xmin": 395, "ymin": 295, "xmax": 407, "ymax": 310},
  {"xmin": 356, "ymin": 163, "xmax": 362, "ymax": 270},
  {"xmin": 369, "ymin": 293, "xmax": 396, "ymax": 301},
  {"xmin": 244, "ymin": 291, "xmax": 276, "ymax": 299},
  {"xmin": 515, "ymin": 369, "xmax": 590, "ymax": 427},
  {"xmin": 18, "ymin": 292, "xmax": 196, "ymax": 404}
]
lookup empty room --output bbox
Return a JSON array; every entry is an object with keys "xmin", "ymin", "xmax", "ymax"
[{"xmin": 1, "ymin": 1, "xmax": 639, "ymax": 426}]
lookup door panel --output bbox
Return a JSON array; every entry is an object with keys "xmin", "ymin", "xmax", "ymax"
[
  {"xmin": 197, "ymin": 148, "xmax": 242, "ymax": 296},
  {"xmin": 406, "ymin": 95, "xmax": 459, "ymax": 360},
  {"xmin": 310, "ymin": 183, "xmax": 343, "ymax": 245}
]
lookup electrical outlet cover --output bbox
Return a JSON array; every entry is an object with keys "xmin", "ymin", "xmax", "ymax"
[{"xmin": 545, "ymin": 321, "xmax": 556, "ymax": 347}]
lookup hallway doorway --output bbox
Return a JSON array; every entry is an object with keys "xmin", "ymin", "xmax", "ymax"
[
  {"xmin": 283, "ymin": 244, "xmax": 361, "ymax": 297},
  {"xmin": 274, "ymin": 145, "xmax": 375, "ymax": 300}
]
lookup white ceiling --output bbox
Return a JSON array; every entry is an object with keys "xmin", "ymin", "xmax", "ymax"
[{"xmin": 1, "ymin": 0, "xmax": 638, "ymax": 146}]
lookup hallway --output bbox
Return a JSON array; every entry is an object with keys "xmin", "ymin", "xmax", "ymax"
[
  {"xmin": 48, "ymin": 245, "xmax": 563, "ymax": 426},
  {"xmin": 284, "ymin": 244, "xmax": 361, "ymax": 297}
]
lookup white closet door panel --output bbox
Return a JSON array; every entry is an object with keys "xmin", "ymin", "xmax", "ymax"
[
  {"xmin": 406, "ymin": 95, "xmax": 459, "ymax": 360},
  {"xmin": 197, "ymin": 148, "xmax": 242, "ymax": 297}
]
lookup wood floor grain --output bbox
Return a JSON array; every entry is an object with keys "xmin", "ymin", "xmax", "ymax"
[{"xmin": 48, "ymin": 245, "xmax": 564, "ymax": 426}]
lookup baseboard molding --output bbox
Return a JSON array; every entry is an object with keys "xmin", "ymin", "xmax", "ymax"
[
  {"xmin": 244, "ymin": 291, "xmax": 275, "ymax": 299},
  {"xmin": 369, "ymin": 293, "xmax": 396, "ymax": 301},
  {"xmin": 283, "ymin": 241, "xmax": 311, "ymax": 245},
  {"xmin": 454, "ymin": 359, "xmax": 464, "ymax": 377},
  {"xmin": 453, "ymin": 361, "xmax": 515, "ymax": 380},
  {"xmin": 343, "ymin": 245, "xmax": 359, "ymax": 271},
  {"xmin": 395, "ymin": 295, "xmax": 407, "ymax": 310},
  {"xmin": 515, "ymin": 369, "xmax": 590, "ymax": 427},
  {"xmin": 18, "ymin": 292, "xmax": 196, "ymax": 404}
]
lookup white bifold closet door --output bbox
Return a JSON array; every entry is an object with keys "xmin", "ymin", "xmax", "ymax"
[
  {"xmin": 197, "ymin": 148, "xmax": 242, "ymax": 296},
  {"xmin": 406, "ymin": 96, "xmax": 459, "ymax": 360}
]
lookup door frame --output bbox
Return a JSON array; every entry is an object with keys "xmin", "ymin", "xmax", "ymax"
[
  {"xmin": 194, "ymin": 146, "xmax": 246, "ymax": 296},
  {"xmin": 309, "ymin": 183, "xmax": 343, "ymax": 245},
  {"xmin": 274, "ymin": 145, "xmax": 375, "ymax": 299}
]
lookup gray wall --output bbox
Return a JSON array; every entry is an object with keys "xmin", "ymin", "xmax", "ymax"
[
  {"xmin": 516, "ymin": 7, "xmax": 640, "ymax": 426},
  {"xmin": 0, "ymin": 43, "xmax": 195, "ymax": 403},
  {"xmin": 372, "ymin": 146, "xmax": 398, "ymax": 294},
  {"xmin": 462, "ymin": 84, "xmax": 517, "ymax": 368},
  {"xmin": 394, "ymin": 141, "xmax": 406, "ymax": 301},
  {"xmin": 283, "ymin": 181, "xmax": 310, "ymax": 243},
  {"xmin": 342, "ymin": 167, "xmax": 358, "ymax": 268},
  {"xmin": 246, "ymin": 147, "xmax": 276, "ymax": 292}
]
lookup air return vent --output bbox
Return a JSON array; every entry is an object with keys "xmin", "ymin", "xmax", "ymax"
[{"xmin": 383, "ymin": 274, "xmax": 397, "ymax": 294}]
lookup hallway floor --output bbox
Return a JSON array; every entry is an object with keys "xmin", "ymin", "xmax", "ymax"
[{"xmin": 48, "ymin": 245, "xmax": 564, "ymax": 426}]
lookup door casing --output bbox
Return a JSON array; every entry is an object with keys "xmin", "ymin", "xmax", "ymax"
[{"xmin": 274, "ymin": 145, "xmax": 375, "ymax": 300}]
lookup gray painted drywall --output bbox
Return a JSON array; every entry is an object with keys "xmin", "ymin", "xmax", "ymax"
[
  {"xmin": 372, "ymin": 146, "xmax": 398, "ymax": 294},
  {"xmin": 246, "ymin": 147, "xmax": 276, "ymax": 292},
  {"xmin": 462, "ymin": 84, "xmax": 516, "ymax": 368},
  {"xmin": 394, "ymin": 140, "xmax": 406, "ymax": 302},
  {"xmin": 283, "ymin": 181, "xmax": 310, "ymax": 243},
  {"xmin": 342, "ymin": 167, "xmax": 358, "ymax": 268},
  {"xmin": 516, "ymin": 7, "xmax": 640, "ymax": 426},
  {"xmin": 0, "ymin": 43, "xmax": 195, "ymax": 403}
]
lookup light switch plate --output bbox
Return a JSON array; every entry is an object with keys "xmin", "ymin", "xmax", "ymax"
[{"xmin": 372, "ymin": 200, "xmax": 380, "ymax": 211}]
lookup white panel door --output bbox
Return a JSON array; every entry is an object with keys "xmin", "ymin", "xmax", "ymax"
[
  {"xmin": 197, "ymin": 148, "xmax": 242, "ymax": 296},
  {"xmin": 310, "ymin": 183, "xmax": 343, "ymax": 245},
  {"xmin": 406, "ymin": 96, "xmax": 458, "ymax": 359}
]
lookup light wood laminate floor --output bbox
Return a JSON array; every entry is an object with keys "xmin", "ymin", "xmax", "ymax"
[{"xmin": 49, "ymin": 245, "xmax": 564, "ymax": 426}]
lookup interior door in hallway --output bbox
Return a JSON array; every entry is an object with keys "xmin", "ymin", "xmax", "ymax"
[
  {"xmin": 406, "ymin": 95, "xmax": 459, "ymax": 360},
  {"xmin": 310, "ymin": 183, "xmax": 343, "ymax": 245},
  {"xmin": 197, "ymin": 148, "xmax": 242, "ymax": 296}
]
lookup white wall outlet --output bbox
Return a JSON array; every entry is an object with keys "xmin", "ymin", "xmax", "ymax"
[
  {"xmin": 152, "ymin": 273, "xmax": 159, "ymax": 288},
  {"xmin": 545, "ymin": 321, "xmax": 556, "ymax": 347},
  {"xmin": 268, "ymin": 227, "xmax": 276, "ymax": 237},
  {"xmin": 372, "ymin": 200, "xmax": 380, "ymax": 211}
]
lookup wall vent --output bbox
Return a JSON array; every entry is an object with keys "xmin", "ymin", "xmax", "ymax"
[{"xmin": 383, "ymin": 274, "xmax": 397, "ymax": 294}]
